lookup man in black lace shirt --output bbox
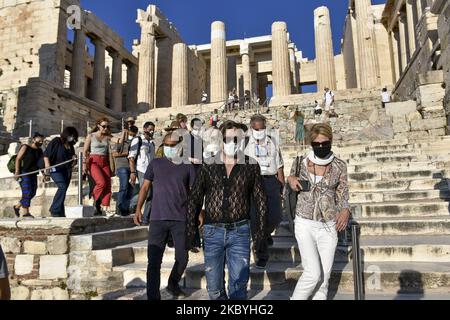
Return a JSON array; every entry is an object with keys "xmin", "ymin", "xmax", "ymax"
[{"xmin": 187, "ymin": 121, "xmax": 267, "ymax": 300}]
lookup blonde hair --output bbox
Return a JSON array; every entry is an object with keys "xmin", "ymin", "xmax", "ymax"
[
  {"xmin": 293, "ymin": 110, "xmax": 304, "ymax": 121},
  {"xmin": 309, "ymin": 123, "xmax": 333, "ymax": 142}
]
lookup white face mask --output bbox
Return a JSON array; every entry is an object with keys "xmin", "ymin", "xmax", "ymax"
[
  {"xmin": 223, "ymin": 142, "xmax": 238, "ymax": 157},
  {"xmin": 128, "ymin": 136, "xmax": 134, "ymax": 141},
  {"xmin": 192, "ymin": 129, "xmax": 202, "ymax": 137},
  {"xmin": 253, "ymin": 129, "xmax": 266, "ymax": 141},
  {"xmin": 164, "ymin": 145, "xmax": 180, "ymax": 159}
]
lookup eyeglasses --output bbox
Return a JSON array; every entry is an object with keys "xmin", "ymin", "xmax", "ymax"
[
  {"xmin": 311, "ymin": 141, "xmax": 331, "ymax": 148},
  {"xmin": 100, "ymin": 125, "xmax": 111, "ymax": 129}
]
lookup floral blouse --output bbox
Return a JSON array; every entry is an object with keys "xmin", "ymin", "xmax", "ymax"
[{"xmin": 289, "ymin": 155, "xmax": 350, "ymax": 222}]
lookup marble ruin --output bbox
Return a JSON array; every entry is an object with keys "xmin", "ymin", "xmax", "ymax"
[{"xmin": 0, "ymin": 0, "xmax": 450, "ymax": 301}]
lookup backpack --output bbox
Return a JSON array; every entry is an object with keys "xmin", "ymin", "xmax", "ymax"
[{"xmin": 7, "ymin": 145, "xmax": 26, "ymax": 173}]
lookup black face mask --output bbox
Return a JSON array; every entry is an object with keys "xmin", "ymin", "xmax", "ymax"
[
  {"xmin": 35, "ymin": 142, "xmax": 43, "ymax": 148},
  {"xmin": 312, "ymin": 141, "xmax": 332, "ymax": 159}
]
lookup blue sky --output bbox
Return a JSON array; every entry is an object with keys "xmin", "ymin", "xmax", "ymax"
[{"xmin": 81, "ymin": 0, "xmax": 386, "ymax": 60}]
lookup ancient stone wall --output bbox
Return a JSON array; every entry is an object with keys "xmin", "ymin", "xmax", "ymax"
[{"xmin": 188, "ymin": 47, "xmax": 207, "ymax": 105}]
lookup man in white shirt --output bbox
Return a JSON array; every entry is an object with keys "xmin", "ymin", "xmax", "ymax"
[
  {"xmin": 129, "ymin": 121, "xmax": 156, "ymax": 225},
  {"xmin": 323, "ymin": 88, "xmax": 337, "ymax": 118},
  {"xmin": 244, "ymin": 114, "xmax": 285, "ymax": 269},
  {"xmin": 381, "ymin": 87, "xmax": 390, "ymax": 108},
  {"xmin": 201, "ymin": 91, "xmax": 208, "ymax": 104}
]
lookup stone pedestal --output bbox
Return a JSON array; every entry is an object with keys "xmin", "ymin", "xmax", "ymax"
[
  {"xmin": 137, "ymin": 24, "xmax": 156, "ymax": 111},
  {"xmin": 70, "ymin": 29, "xmax": 86, "ymax": 97},
  {"xmin": 92, "ymin": 39, "xmax": 106, "ymax": 106},
  {"xmin": 171, "ymin": 43, "xmax": 189, "ymax": 107},
  {"xmin": 355, "ymin": 0, "xmax": 380, "ymax": 89},
  {"xmin": 210, "ymin": 21, "xmax": 228, "ymax": 103},
  {"xmin": 314, "ymin": 7, "xmax": 336, "ymax": 91},
  {"xmin": 65, "ymin": 206, "xmax": 95, "ymax": 219},
  {"xmin": 272, "ymin": 22, "xmax": 291, "ymax": 97}
]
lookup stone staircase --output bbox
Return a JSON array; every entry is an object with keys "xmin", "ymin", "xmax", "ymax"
[
  {"xmin": 91, "ymin": 134, "xmax": 450, "ymax": 300},
  {"xmin": 1, "ymin": 90, "xmax": 450, "ymax": 300}
]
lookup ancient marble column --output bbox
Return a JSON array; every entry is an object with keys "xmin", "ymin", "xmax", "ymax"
[
  {"xmin": 389, "ymin": 31, "xmax": 401, "ymax": 82},
  {"xmin": 126, "ymin": 63, "xmax": 138, "ymax": 111},
  {"xmin": 416, "ymin": 0, "xmax": 423, "ymax": 20},
  {"xmin": 406, "ymin": 0, "xmax": 417, "ymax": 54},
  {"xmin": 111, "ymin": 51, "xmax": 123, "ymax": 112},
  {"xmin": 210, "ymin": 21, "xmax": 227, "ymax": 102},
  {"xmin": 354, "ymin": 0, "xmax": 380, "ymax": 89},
  {"xmin": 137, "ymin": 23, "xmax": 155, "ymax": 110},
  {"xmin": 240, "ymin": 44, "xmax": 252, "ymax": 95},
  {"xmin": 399, "ymin": 13, "xmax": 409, "ymax": 71},
  {"xmin": 70, "ymin": 29, "xmax": 86, "ymax": 97},
  {"xmin": 288, "ymin": 43, "xmax": 298, "ymax": 93},
  {"xmin": 271, "ymin": 21, "xmax": 292, "ymax": 97},
  {"xmin": 92, "ymin": 38, "xmax": 106, "ymax": 106},
  {"xmin": 171, "ymin": 43, "xmax": 189, "ymax": 107},
  {"xmin": 314, "ymin": 7, "xmax": 336, "ymax": 91}
]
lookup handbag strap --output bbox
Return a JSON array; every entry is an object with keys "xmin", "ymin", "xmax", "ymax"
[{"xmin": 295, "ymin": 155, "xmax": 303, "ymax": 177}]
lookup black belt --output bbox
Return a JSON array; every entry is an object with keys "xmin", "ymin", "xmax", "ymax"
[
  {"xmin": 209, "ymin": 220, "xmax": 249, "ymax": 230},
  {"xmin": 262, "ymin": 175, "xmax": 277, "ymax": 179}
]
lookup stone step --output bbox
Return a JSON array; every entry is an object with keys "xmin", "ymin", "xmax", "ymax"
[
  {"xmin": 275, "ymin": 217, "xmax": 450, "ymax": 237},
  {"xmin": 348, "ymin": 170, "xmax": 448, "ymax": 182},
  {"xmin": 350, "ymin": 189, "xmax": 450, "ymax": 203},
  {"xmin": 348, "ymin": 178, "xmax": 449, "ymax": 192},
  {"xmin": 97, "ymin": 287, "xmax": 450, "ymax": 300},
  {"xmin": 115, "ymin": 261, "xmax": 450, "ymax": 293},
  {"xmin": 70, "ymin": 226, "xmax": 149, "ymax": 251},
  {"xmin": 351, "ymin": 200, "xmax": 450, "ymax": 218},
  {"xmin": 127, "ymin": 234, "xmax": 450, "ymax": 267}
]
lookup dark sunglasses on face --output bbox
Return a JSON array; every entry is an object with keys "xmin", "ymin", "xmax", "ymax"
[
  {"xmin": 100, "ymin": 125, "xmax": 111, "ymax": 129},
  {"xmin": 311, "ymin": 140, "xmax": 332, "ymax": 148}
]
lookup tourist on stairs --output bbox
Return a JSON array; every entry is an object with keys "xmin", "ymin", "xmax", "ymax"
[
  {"xmin": 113, "ymin": 125, "xmax": 138, "ymax": 217},
  {"xmin": 187, "ymin": 121, "xmax": 267, "ymax": 300},
  {"xmin": 245, "ymin": 115, "xmax": 285, "ymax": 269},
  {"xmin": 43, "ymin": 127, "xmax": 78, "ymax": 218},
  {"xmin": 13, "ymin": 132, "xmax": 45, "ymax": 219},
  {"xmin": 288, "ymin": 123, "xmax": 350, "ymax": 300},
  {"xmin": 129, "ymin": 121, "xmax": 156, "ymax": 224},
  {"xmin": 83, "ymin": 118, "xmax": 120, "ymax": 216},
  {"xmin": 134, "ymin": 131, "xmax": 196, "ymax": 300},
  {"xmin": 293, "ymin": 110, "xmax": 305, "ymax": 145}
]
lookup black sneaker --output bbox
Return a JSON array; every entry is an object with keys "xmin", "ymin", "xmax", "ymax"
[
  {"xmin": 267, "ymin": 236, "xmax": 274, "ymax": 247},
  {"xmin": 167, "ymin": 285, "xmax": 188, "ymax": 299},
  {"xmin": 255, "ymin": 259, "xmax": 268, "ymax": 269}
]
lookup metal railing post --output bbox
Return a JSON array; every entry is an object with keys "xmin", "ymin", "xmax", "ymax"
[
  {"xmin": 29, "ymin": 120, "xmax": 33, "ymax": 138},
  {"xmin": 352, "ymin": 224, "xmax": 365, "ymax": 300},
  {"xmin": 78, "ymin": 152, "xmax": 83, "ymax": 206}
]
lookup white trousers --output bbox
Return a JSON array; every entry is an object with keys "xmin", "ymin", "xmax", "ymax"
[{"xmin": 291, "ymin": 217, "xmax": 338, "ymax": 300}]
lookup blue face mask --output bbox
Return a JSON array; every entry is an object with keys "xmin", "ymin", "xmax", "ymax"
[{"xmin": 164, "ymin": 145, "xmax": 180, "ymax": 159}]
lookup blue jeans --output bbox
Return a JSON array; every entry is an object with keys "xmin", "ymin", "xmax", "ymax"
[
  {"xmin": 117, "ymin": 167, "xmax": 133, "ymax": 215},
  {"xmin": 50, "ymin": 169, "xmax": 72, "ymax": 217},
  {"xmin": 19, "ymin": 175, "xmax": 38, "ymax": 208},
  {"xmin": 203, "ymin": 221, "xmax": 251, "ymax": 300}
]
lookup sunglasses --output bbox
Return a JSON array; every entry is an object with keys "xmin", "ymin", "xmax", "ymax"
[
  {"xmin": 100, "ymin": 125, "xmax": 111, "ymax": 129},
  {"xmin": 311, "ymin": 141, "xmax": 332, "ymax": 148}
]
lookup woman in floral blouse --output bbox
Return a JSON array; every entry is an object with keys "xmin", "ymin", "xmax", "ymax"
[{"xmin": 287, "ymin": 123, "xmax": 350, "ymax": 300}]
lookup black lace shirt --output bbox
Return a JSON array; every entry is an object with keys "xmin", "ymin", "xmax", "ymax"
[{"xmin": 187, "ymin": 155, "xmax": 268, "ymax": 245}]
